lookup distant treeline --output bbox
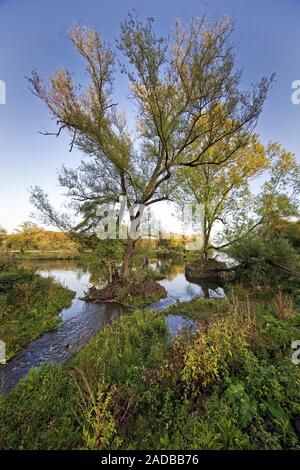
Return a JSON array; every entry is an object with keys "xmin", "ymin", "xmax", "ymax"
[
  {"xmin": 0, "ymin": 222, "xmax": 78, "ymax": 253},
  {"xmin": 0, "ymin": 221, "xmax": 197, "ymax": 255}
]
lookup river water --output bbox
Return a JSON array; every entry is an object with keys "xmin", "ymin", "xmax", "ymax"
[{"xmin": 0, "ymin": 259, "xmax": 225, "ymax": 395}]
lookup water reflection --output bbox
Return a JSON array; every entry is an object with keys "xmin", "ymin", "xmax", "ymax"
[{"xmin": 0, "ymin": 259, "xmax": 225, "ymax": 394}]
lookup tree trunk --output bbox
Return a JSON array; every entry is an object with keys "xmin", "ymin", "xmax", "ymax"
[
  {"xmin": 122, "ymin": 238, "xmax": 136, "ymax": 278},
  {"xmin": 202, "ymin": 215, "xmax": 210, "ymax": 261},
  {"xmin": 107, "ymin": 262, "xmax": 119, "ymax": 283},
  {"xmin": 202, "ymin": 231, "xmax": 210, "ymax": 261},
  {"xmin": 203, "ymin": 243, "xmax": 209, "ymax": 261},
  {"xmin": 201, "ymin": 282, "xmax": 210, "ymax": 298}
]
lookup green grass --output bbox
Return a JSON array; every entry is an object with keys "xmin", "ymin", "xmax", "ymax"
[
  {"xmin": 0, "ymin": 264, "xmax": 75, "ymax": 360},
  {"xmin": 163, "ymin": 297, "xmax": 230, "ymax": 321},
  {"xmin": 8, "ymin": 250, "xmax": 79, "ymax": 260},
  {"xmin": 0, "ymin": 310, "xmax": 170, "ymax": 449},
  {"xmin": 1, "ymin": 293, "xmax": 300, "ymax": 450}
]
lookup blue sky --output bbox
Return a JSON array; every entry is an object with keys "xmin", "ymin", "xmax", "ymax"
[{"xmin": 0, "ymin": 0, "xmax": 300, "ymax": 232}]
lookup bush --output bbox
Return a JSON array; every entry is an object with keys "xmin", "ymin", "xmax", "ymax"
[{"xmin": 228, "ymin": 234, "xmax": 298, "ymax": 286}]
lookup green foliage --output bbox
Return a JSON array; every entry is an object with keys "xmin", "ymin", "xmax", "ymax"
[
  {"xmin": 180, "ymin": 302, "xmax": 254, "ymax": 395},
  {"xmin": 2, "ymin": 294, "xmax": 300, "ymax": 450},
  {"xmin": 275, "ymin": 220, "xmax": 300, "ymax": 252},
  {"xmin": 0, "ymin": 364, "xmax": 81, "ymax": 449},
  {"xmin": 156, "ymin": 236, "xmax": 191, "ymax": 259},
  {"xmin": 182, "ymin": 136, "xmax": 268, "ymax": 258},
  {"xmin": 0, "ymin": 310, "xmax": 170, "ymax": 449},
  {"xmin": 258, "ymin": 143, "xmax": 300, "ymax": 226},
  {"xmin": 116, "ymin": 272, "xmax": 166, "ymax": 308},
  {"xmin": 80, "ymin": 381, "xmax": 120, "ymax": 450},
  {"xmin": 164, "ymin": 297, "xmax": 229, "ymax": 321},
  {"xmin": 77, "ymin": 238, "xmax": 123, "ymax": 283},
  {"xmin": 83, "ymin": 270, "xmax": 166, "ymax": 309},
  {"xmin": 228, "ymin": 233, "xmax": 298, "ymax": 285},
  {"xmin": 255, "ymin": 311, "xmax": 300, "ymax": 355},
  {"xmin": 17, "ymin": 251, "xmax": 79, "ymax": 260}
]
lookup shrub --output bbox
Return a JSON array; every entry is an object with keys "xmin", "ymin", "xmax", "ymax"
[{"xmin": 228, "ymin": 234, "xmax": 297, "ymax": 286}]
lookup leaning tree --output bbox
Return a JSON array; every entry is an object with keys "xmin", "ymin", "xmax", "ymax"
[{"xmin": 29, "ymin": 12, "xmax": 272, "ymax": 278}]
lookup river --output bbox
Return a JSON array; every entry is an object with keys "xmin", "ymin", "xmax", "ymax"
[{"xmin": 0, "ymin": 259, "xmax": 225, "ymax": 395}]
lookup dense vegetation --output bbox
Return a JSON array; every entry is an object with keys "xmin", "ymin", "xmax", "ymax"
[
  {"xmin": 0, "ymin": 215, "xmax": 299, "ymax": 451},
  {"xmin": 0, "ymin": 259, "xmax": 75, "ymax": 360},
  {"xmin": 227, "ymin": 220, "xmax": 300, "ymax": 306},
  {"xmin": 1, "ymin": 291, "xmax": 300, "ymax": 450}
]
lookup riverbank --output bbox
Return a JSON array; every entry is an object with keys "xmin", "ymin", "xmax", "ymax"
[
  {"xmin": 1, "ymin": 255, "xmax": 300, "ymax": 450},
  {"xmin": 0, "ymin": 250, "xmax": 80, "ymax": 260},
  {"xmin": 0, "ymin": 262, "xmax": 75, "ymax": 361},
  {"xmin": 0, "ymin": 259, "xmax": 219, "ymax": 394},
  {"xmin": 1, "ymin": 293, "xmax": 300, "ymax": 450},
  {"xmin": 0, "ymin": 246, "xmax": 197, "ymax": 262}
]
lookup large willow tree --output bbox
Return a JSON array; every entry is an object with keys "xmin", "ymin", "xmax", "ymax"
[{"xmin": 29, "ymin": 12, "xmax": 272, "ymax": 278}]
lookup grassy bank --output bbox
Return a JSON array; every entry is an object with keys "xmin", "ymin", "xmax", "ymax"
[
  {"xmin": 1, "ymin": 292, "xmax": 300, "ymax": 449},
  {"xmin": 1, "ymin": 250, "xmax": 80, "ymax": 260},
  {"xmin": 0, "ymin": 263, "xmax": 75, "ymax": 361},
  {"xmin": 163, "ymin": 297, "xmax": 230, "ymax": 321}
]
